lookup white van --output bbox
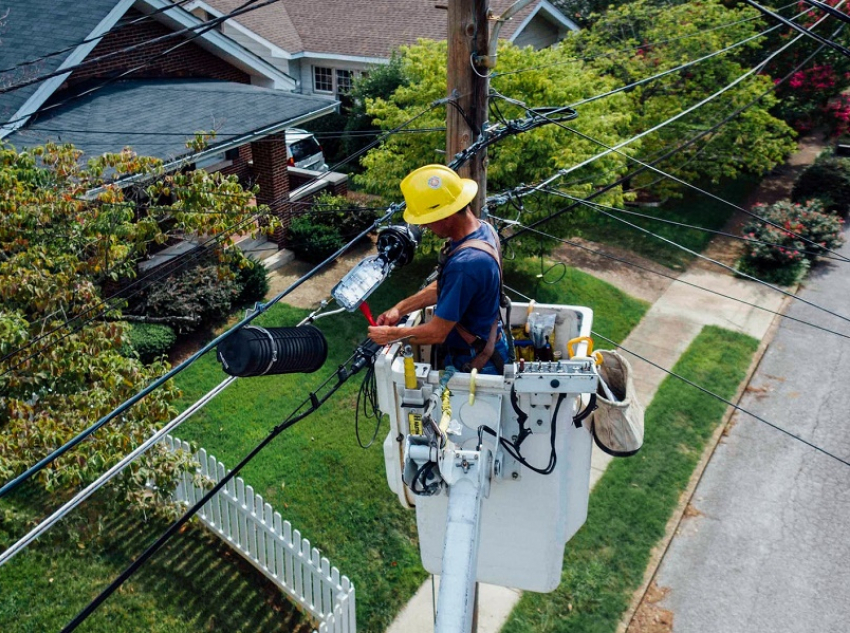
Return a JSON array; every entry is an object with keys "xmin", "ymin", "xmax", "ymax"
[{"xmin": 285, "ymin": 128, "xmax": 328, "ymax": 172}]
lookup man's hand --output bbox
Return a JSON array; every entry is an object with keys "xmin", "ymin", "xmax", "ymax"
[
  {"xmin": 368, "ymin": 325, "xmax": 395, "ymax": 346},
  {"xmin": 376, "ymin": 307, "xmax": 401, "ymax": 326}
]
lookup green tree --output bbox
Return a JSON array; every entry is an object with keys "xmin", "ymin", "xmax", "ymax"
[
  {"xmin": 0, "ymin": 141, "xmax": 270, "ymax": 510},
  {"xmin": 354, "ymin": 38, "xmax": 635, "ymax": 248},
  {"xmin": 562, "ymin": 0, "xmax": 797, "ymax": 198}
]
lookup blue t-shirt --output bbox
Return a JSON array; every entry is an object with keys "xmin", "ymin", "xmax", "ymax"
[{"xmin": 435, "ymin": 222, "xmax": 501, "ymax": 349}]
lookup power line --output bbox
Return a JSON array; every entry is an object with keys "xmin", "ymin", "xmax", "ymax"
[
  {"xmin": 549, "ymin": 120, "xmax": 850, "ymax": 263},
  {"xmin": 490, "ymin": 0, "xmax": 802, "ymax": 79},
  {"xmin": 585, "ymin": 204, "xmax": 850, "ymax": 263},
  {"xmin": 491, "ymin": 214, "xmax": 850, "ymax": 340},
  {"xmin": 0, "ymin": 93, "xmax": 448, "ymax": 371},
  {"xmin": 0, "ymin": 95, "xmax": 451, "ymax": 498},
  {"xmin": 743, "ymin": 0, "xmax": 850, "ymax": 57},
  {"xmin": 494, "ymin": 19, "xmax": 844, "ymax": 254},
  {"xmin": 0, "ymin": 0, "xmax": 282, "ymax": 134},
  {"xmin": 0, "ymin": 0, "xmax": 195, "ymax": 76},
  {"xmin": 59, "ymin": 341, "xmax": 375, "ymax": 632},
  {"xmin": 0, "ymin": 376, "xmax": 237, "ymax": 567}
]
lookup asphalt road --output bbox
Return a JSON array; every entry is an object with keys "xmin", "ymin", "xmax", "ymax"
[{"xmin": 654, "ymin": 233, "xmax": 850, "ymax": 633}]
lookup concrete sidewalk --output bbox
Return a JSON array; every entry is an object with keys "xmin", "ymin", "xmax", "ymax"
[{"xmin": 386, "ymin": 266, "xmax": 786, "ymax": 633}]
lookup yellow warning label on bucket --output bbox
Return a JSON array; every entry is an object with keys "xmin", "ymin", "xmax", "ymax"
[{"xmin": 408, "ymin": 413, "xmax": 423, "ymax": 435}]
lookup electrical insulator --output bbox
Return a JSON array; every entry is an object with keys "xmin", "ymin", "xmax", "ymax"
[{"xmin": 217, "ymin": 325, "xmax": 328, "ymax": 377}]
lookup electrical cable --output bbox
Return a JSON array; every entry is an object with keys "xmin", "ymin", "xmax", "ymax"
[
  {"xmin": 503, "ymin": 282, "xmax": 850, "ymax": 470},
  {"xmin": 59, "ymin": 340, "xmax": 376, "ymax": 632},
  {"xmin": 0, "ymin": 93, "xmax": 514, "ymax": 498},
  {"xmin": 535, "ymin": 115, "xmax": 850, "ymax": 264},
  {"xmin": 541, "ymin": 188, "xmax": 850, "ymax": 326},
  {"xmin": 800, "ymin": 0, "xmax": 850, "ymax": 25},
  {"xmin": 743, "ymin": 0, "xmax": 850, "ymax": 58},
  {"xmin": 511, "ymin": 7, "xmax": 841, "ymax": 199},
  {"xmin": 355, "ymin": 360, "xmax": 384, "ymax": 449},
  {"xmin": 1, "ymin": 95, "xmax": 450, "ymax": 372},
  {"xmin": 490, "ymin": 215, "xmax": 850, "ymax": 341},
  {"xmin": 0, "ymin": 0, "xmax": 282, "ymax": 138},
  {"xmin": 0, "ymin": 206, "xmax": 274, "ymax": 374},
  {"xmin": 563, "ymin": 14, "xmax": 800, "ymax": 111},
  {"xmin": 0, "ymin": 205, "xmax": 395, "ymax": 499},
  {"xmin": 582, "ymin": 203, "xmax": 850, "ymax": 263}
]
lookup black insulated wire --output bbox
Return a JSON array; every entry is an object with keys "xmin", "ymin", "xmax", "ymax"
[{"xmin": 743, "ymin": 0, "xmax": 850, "ymax": 58}]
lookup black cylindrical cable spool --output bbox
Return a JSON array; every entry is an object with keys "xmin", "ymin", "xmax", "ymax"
[{"xmin": 217, "ymin": 325, "xmax": 328, "ymax": 377}]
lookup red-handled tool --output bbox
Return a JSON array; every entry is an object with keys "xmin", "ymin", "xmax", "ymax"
[{"xmin": 359, "ymin": 302, "xmax": 377, "ymax": 326}]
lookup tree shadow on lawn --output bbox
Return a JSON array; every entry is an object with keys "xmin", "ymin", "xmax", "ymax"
[{"xmin": 87, "ymin": 510, "xmax": 314, "ymax": 632}]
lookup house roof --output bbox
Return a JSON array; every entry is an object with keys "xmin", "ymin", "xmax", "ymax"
[
  {"xmin": 4, "ymin": 79, "xmax": 337, "ymax": 162},
  {"xmin": 0, "ymin": 0, "xmax": 125, "ymax": 120},
  {"xmin": 0, "ymin": 0, "xmax": 300, "ymax": 139},
  {"xmin": 201, "ymin": 0, "xmax": 572, "ymax": 60}
]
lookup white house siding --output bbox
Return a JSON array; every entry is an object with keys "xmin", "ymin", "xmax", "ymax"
[{"xmin": 513, "ymin": 15, "xmax": 562, "ymax": 50}]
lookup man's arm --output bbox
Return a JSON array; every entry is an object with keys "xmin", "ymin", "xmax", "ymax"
[
  {"xmin": 369, "ymin": 281, "xmax": 455, "ymax": 346},
  {"xmin": 368, "ymin": 314, "xmax": 455, "ymax": 346},
  {"xmin": 375, "ymin": 281, "xmax": 438, "ymax": 326}
]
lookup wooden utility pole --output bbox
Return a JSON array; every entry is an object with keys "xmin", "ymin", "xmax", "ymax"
[{"xmin": 446, "ymin": 0, "xmax": 490, "ymax": 216}]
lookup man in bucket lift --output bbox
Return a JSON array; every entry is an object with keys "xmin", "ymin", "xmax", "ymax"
[{"xmin": 368, "ymin": 164, "xmax": 510, "ymax": 375}]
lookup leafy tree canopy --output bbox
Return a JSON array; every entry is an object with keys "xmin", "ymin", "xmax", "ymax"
[
  {"xmin": 562, "ymin": 0, "xmax": 797, "ymax": 197},
  {"xmin": 0, "ymin": 141, "xmax": 269, "ymax": 510},
  {"xmin": 354, "ymin": 38, "xmax": 635, "ymax": 248}
]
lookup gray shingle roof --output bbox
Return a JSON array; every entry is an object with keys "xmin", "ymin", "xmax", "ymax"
[
  {"xmin": 5, "ymin": 79, "xmax": 336, "ymax": 160},
  {"xmin": 206, "ymin": 0, "xmax": 550, "ymax": 59},
  {"xmin": 0, "ymin": 0, "xmax": 121, "ymax": 121}
]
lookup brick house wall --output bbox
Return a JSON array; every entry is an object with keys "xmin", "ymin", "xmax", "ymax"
[
  {"xmin": 250, "ymin": 133, "xmax": 290, "ymax": 246},
  {"xmin": 218, "ymin": 144, "xmax": 253, "ymax": 182},
  {"xmin": 66, "ymin": 9, "xmax": 251, "ymax": 87}
]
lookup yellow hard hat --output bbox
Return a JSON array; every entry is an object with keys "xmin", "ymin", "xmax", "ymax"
[{"xmin": 400, "ymin": 164, "xmax": 478, "ymax": 225}]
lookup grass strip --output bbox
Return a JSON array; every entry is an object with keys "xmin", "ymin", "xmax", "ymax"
[{"xmin": 502, "ymin": 325, "xmax": 759, "ymax": 633}]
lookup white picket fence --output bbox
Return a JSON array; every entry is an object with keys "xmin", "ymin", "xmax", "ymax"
[{"xmin": 165, "ymin": 435, "xmax": 356, "ymax": 633}]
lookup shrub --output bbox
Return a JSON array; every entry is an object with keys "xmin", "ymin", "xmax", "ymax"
[
  {"xmin": 139, "ymin": 263, "xmax": 241, "ymax": 332},
  {"xmin": 286, "ymin": 193, "xmax": 378, "ymax": 264},
  {"xmin": 792, "ymin": 153, "xmax": 850, "ymax": 215},
  {"xmin": 123, "ymin": 322, "xmax": 176, "ymax": 363},
  {"xmin": 737, "ymin": 199, "xmax": 844, "ymax": 285},
  {"xmin": 230, "ymin": 255, "xmax": 269, "ymax": 305}
]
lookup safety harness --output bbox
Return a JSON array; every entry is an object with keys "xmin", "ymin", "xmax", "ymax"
[{"xmin": 436, "ymin": 221, "xmax": 510, "ymax": 373}]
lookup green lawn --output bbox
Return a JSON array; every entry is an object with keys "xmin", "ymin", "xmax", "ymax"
[
  {"xmin": 575, "ymin": 176, "xmax": 758, "ymax": 270},
  {"xmin": 502, "ymin": 325, "xmax": 759, "ymax": 633},
  {"xmin": 0, "ymin": 484, "xmax": 310, "ymax": 633},
  {"xmin": 0, "ymin": 257, "xmax": 647, "ymax": 633}
]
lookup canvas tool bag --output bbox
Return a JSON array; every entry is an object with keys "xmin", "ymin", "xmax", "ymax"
[{"xmin": 591, "ymin": 349, "xmax": 644, "ymax": 457}]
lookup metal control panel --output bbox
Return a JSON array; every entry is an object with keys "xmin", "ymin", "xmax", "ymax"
[{"xmin": 513, "ymin": 359, "xmax": 599, "ymax": 394}]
